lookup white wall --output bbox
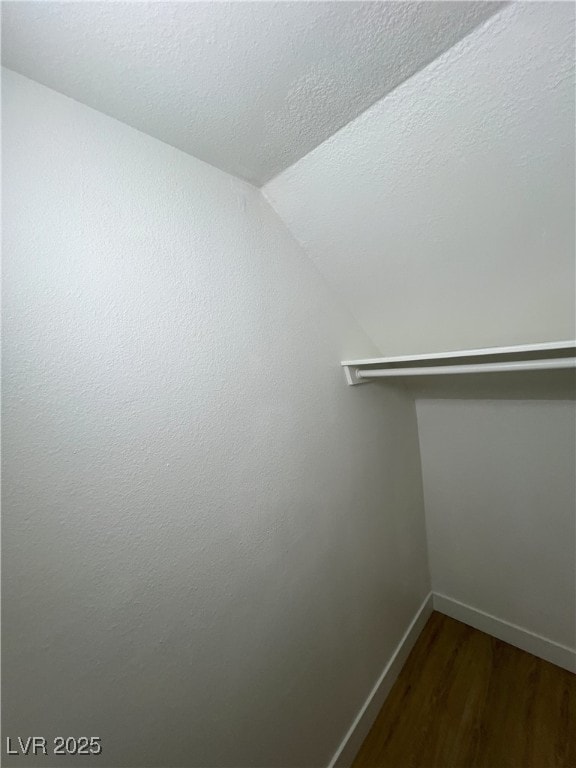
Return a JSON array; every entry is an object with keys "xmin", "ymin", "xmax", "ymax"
[
  {"xmin": 264, "ymin": 2, "xmax": 575, "ymax": 355},
  {"xmin": 417, "ymin": 399, "xmax": 576, "ymax": 655},
  {"xmin": 2, "ymin": 69, "xmax": 430, "ymax": 767},
  {"xmin": 265, "ymin": 1, "xmax": 576, "ymax": 671}
]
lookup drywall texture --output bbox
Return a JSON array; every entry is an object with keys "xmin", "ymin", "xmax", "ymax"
[
  {"xmin": 2, "ymin": 69, "xmax": 430, "ymax": 768},
  {"xmin": 1, "ymin": 0, "xmax": 502, "ymax": 184},
  {"xmin": 265, "ymin": 2, "xmax": 576, "ymax": 354},
  {"xmin": 417, "ymin": 399, "xmax": 576, "ymax": 652}
]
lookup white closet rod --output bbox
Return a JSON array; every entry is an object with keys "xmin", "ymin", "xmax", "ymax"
[
  {"xmin": 342, "ymin": 340, "xmax": 575, "ymax": 367},
  {"xmin": 357, "ymin": 358, "xmax": 576, "ymax": 379}
]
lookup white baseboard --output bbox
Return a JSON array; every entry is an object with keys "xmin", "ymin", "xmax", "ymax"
[
  {"xmin": 328, "ymin": 592, "xmax": 575, "ymax": 768},
  {"xmin": 433, "ymin": 593, "xmax": 576, "ymax": 674},
  {"xmin": 328, "ymin": 592, "xmax": 433, "ymax": 768}
]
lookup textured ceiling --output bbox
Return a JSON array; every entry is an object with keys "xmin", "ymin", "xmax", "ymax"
[
  {"xmin": 2, "ymin": 1, "xmax": 503, "ymax": 185},
  {"xmin": 264, "ymin": 3, "xmax": 575, "ymax": 355}
]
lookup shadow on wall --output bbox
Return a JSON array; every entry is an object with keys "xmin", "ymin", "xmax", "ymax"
[{"xmin": 396, "ymin": 370, "xmax": 576, "ymax": 401}]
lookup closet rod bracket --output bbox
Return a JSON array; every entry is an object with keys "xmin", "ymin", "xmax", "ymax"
[{"xmin": 343, "ymin": 365, "xmax": 369, "ymax": 386}]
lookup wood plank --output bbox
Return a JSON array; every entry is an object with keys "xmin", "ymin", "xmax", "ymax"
[{"xmin": 352, "ymin": 612, "xmax": 576, "ymax": 768}]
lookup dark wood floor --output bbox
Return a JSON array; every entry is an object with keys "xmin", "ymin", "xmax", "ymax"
[{"xmin": 353, "ymin": 611, "xmax": 576, "ymax": 768}]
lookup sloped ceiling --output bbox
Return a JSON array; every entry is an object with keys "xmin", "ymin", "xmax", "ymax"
[
  {"xmin": 264, "ymin": 2, "xmax": 575, "ymax": 355},
  {"xmin": 3, "ymin": 2, "xmax": 573, "ymax": 357},
  {"xmin": 1, "ymin": 0, "xmax": 502, "ymax": 185}
]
